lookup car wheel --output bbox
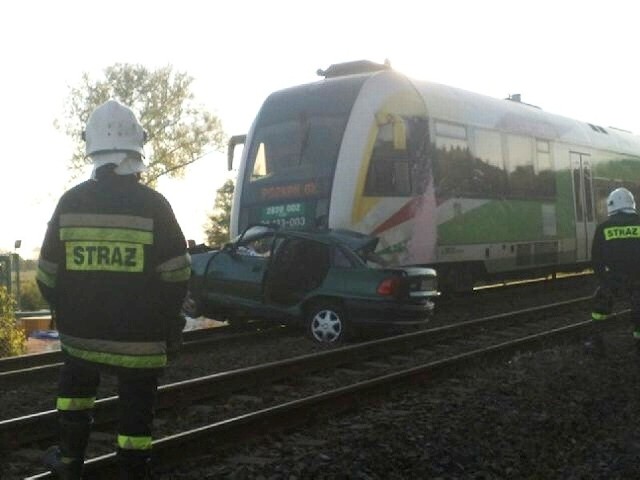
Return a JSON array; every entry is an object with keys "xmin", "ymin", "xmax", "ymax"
[
  {"xmin": 306, "ymin": 302, "xmax": 347, "ymax": 345},
  {"xmin": 182, "ymin": 290, "xmax": 202, "ymax": 319}
]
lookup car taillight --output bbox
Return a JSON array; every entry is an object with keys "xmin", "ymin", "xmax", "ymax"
[{"xmin": 377, "ymin": 276, "xmax": 401, "ymax": 296}]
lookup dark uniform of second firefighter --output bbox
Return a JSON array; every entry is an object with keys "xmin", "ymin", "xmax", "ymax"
[
  {"xmin": 591, "ymin": 187, "xmax": 640, "ymax": 341},
  {"xmin": 37, "ymin": 100, "xmax": 191, "ymax": 479}
]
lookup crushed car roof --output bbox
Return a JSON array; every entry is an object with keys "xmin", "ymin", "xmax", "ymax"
[{"xmin": 239, "ymin": 225, "xmax": 379, "ymax": 253}]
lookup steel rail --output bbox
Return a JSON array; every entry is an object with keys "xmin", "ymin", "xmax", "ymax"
[
  {"xmin": 0, "ymin": 323, "xmax": 285, "ymax": 386},
  {"xmin": 25, "ymin": 309, "xmax": 626, "ymax": 479},
  {"xmin": 2, "ymin": 296, "xmax": 592, "ymax": 451}
]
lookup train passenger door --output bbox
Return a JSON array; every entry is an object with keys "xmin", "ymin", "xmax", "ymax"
[{"xmin": 570, "ymin": 152, "xmax": 596, "ymax": 261}]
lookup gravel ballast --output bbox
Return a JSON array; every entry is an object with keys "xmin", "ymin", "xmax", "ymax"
[{"xmin": 163, "ymin": 323, "xmax": 640, "ymax": 479}]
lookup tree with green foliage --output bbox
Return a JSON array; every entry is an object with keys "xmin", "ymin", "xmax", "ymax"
[
  {"xmin": 0, "ymin": 287, "xmax": 26, "ymax": 357},
  {"xmin": 205, "ymin": 179, "xmax": 235, "ymax": 247},
  {"xmin": 56, "ymin": 63, "xmax": 226, "ymax": 187},
  {"xmin": 20, "ymin": 280, "xmax": 48, "ymax": 311}
]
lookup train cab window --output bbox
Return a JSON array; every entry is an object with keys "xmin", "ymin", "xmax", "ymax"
[
  {"xmin": 252, "ymin": 144, "xmax": 268, "ymax": 179},
  {"xmin": 249, "ymin": 122, "xmax": 302, "ymax": 181},
  {"xmin": 247, "ymin": 116, "xmax": 346, "ymax": 183}
]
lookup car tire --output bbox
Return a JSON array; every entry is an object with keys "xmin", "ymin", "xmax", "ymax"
[
  {"xmin": 306, "ymin": 302, "xmax": 347, "ymax": 345},
  {"xmin": 182, "ymin": 290, "xmax": 202, "ymax": 319}
]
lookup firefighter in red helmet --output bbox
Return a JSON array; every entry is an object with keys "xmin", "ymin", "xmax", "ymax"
[{"xmin": 37, "ymin": 99, "xmax": 190, "ymax": 479}]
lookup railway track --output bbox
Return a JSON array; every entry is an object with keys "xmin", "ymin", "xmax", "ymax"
[
  {"xmin": 10, "ymin": 295, "xmax": 626, "ymax": 479},
  {"xmin": 0, "ymin": 275, "xmax": 592, "ymax": 389},
  {"xmin": 0, "ymin": 321, "xmax": 287, "ymax": 386},
  {"xmin": 3, "ymin": 272, "xmax": 596, "ymax": 381}
]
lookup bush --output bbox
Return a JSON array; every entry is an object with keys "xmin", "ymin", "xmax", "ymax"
[
  {"xmin": 0, "ymin": 287, "xmax": 26, "ymax": 357},
  {"xmin": 20, "ymin": 279, "xmax": 48, "ymax": 311}
]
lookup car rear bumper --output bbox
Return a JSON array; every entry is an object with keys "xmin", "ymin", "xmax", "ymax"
[{"xmin": 345, "ymin": 298, "xmax": 435, "ymax": 326}]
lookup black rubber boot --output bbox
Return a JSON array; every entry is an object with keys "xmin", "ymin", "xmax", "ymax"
[
  {"xmin": 584, "ymin": 332, "xmax": 606, "ymax": 357},
  {"xmin": 42, "ymin": 445, "xmax": 83, "ymax": 479},
  {"xmin": 118, "ymin": 454, "xmax": 154, "ymax": 480},
  {"xmin": 633, "ymin": 330, "xmax": 640, "ymax": 354},
  {"xmin": 43, "ymin": 417, "xmax": 92, "ymax": 479},
  {"xmin": 592, "ymin": 286, "xmax": 613, "ymax": 320}
]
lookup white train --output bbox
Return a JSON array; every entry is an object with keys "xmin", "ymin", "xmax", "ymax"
[{"xmin": 228, "ymin": 60, "xmax": 640, "ymax": 290}]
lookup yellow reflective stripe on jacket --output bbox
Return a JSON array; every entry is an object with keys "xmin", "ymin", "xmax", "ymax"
[
  {"xmin": 61, "ymin": 334, "xmax": 166, "ymax": 355},
  {"xmin": 37, "ymin": 267, "xmax": 57, "ymax": 288},
  {"xmin": 62, "ymin": 344, "xmax": 167, "ymax": 369},
  {"xmin": 56, "ymin": 396, "xmax": 96, "ymax": 411},
  {"xmin": 38, "ymin": 257, "xmax": 58, "ymax": 274},
  {"xmin": 37, "ymin": 258, "xmax": 58, "ymax": 287},
  {"xmin": 160, "ymin": 266, "xmax": 191, "ymax": 282},
  {"xmin": 591, "ymin": 312, "xmax": 608, "ymax": 321},
  {"xmin": 65, "ymin": 242, "xmax": 144, "ymax": 272},
  {"xmin": 118, "ymin": 434, "xmax": 152, "ymax": 451},
  {"xmin": 60, "ymin": 213, "xmax": 153, "ymax": 231},
  {"xmin": 60, "ymin": 227, "xmax": 153, "ymax": 245},
  {"xmin": 604, "ymin": 226, "xmax": 640, "ymax": 240},
  {"xmin": 157, "ymin": 253, "xmax": 191, "ymax": 282}
]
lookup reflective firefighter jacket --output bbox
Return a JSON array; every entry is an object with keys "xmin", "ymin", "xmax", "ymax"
[
  {"xmin": 37, "ymin": 170, "xmax": 191, "ymax": 371},
  {"xmin": 591, "ymin": 211, "xmax": 640, "ymax": 282}
]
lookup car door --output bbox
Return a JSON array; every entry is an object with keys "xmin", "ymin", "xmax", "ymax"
[
  {"xmin": 264, "ymin": 235, "xmax": 331, "ymax": 306},
  {"xmin": 205, "ymin": 233, "xmax": 273, "ymax": 308}
]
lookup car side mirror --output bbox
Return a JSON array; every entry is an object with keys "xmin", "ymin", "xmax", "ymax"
[{"xmin": 223, "ymin": 242, "xmax": 238, "ymax": 257}]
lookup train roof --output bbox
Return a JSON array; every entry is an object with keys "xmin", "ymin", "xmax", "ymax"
[
  {"xmin": 311, "ymin": 60, "xmax": 640, "ymax": 156},
  {"xmin": 409, "ymin": 76, "xmax": 640, "ymax": 156}
]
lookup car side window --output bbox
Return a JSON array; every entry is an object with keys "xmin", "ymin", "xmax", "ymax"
[
  {"xmin": 238, "ymin": 235, "xmax": 273, "ymax": 257},
  {"xmin": 332, "ymin": 246, "xmax": 354, "ymax": 268}
]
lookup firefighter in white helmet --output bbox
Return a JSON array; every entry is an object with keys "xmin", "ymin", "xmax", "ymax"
[
  {"xmin": 591, "ymin": 187, "xmax": 640, "ymax": 349},
  {"xmin": 37, "ymin": 99, "xmax": 190, "ymax": 479}
]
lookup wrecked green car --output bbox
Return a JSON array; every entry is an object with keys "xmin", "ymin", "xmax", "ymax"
[{"xmin": 184, "ymin": 225, "xmax": 438, "ymax": 344}]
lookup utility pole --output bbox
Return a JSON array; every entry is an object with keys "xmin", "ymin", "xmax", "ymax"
[{"xmin": 13, "ymin": 240, "xmax": 21, "ymax": 311}]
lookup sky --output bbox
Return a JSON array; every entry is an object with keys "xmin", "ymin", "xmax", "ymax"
[{"xmin": 1, "ymin": 0, "xmax": 638, "ymax": 259}]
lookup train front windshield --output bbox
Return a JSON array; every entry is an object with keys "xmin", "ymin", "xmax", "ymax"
[{"xmin": 237, "ymin": 76, "xmax": 367, "ymax": 232}]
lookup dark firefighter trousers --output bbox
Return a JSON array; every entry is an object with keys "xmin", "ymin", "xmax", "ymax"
[
  {"xmin": 592, "ymin": 276, "xmax": 640, "ymax": 338},
  {"xmin": 56, "ymin": 354, "xmax": 158, "ymax": 467}
]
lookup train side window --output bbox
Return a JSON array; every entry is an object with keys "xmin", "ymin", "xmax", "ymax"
[
  {"xmin": 535, "ymin": 140, "xmax": 556, "ymax": 198},
  {"xmin": 472, "ymin": 129, "xmax": 507, "ymax": 197},
  {"xmin": 592, "ymin": 177, "xmax": 612, "ymax": 222},
  {"xmin": 364, "ymin": 118, "xmax": 410, "ymax": 196},
  {"xmin": 432, "ymin": 122, "xmax": 506, "ymax": 199},
  {"xmin": 364, "ymin": 115, "xmax": 429, "ymax": 197},
  {"xmin": 536, "ymin": 140, "xmax": 552, "ymax": 171},
  {"xmin": 506, "ymin": 135, "xmax": 535, "ymax": 198},
  {"xmin": 592, "ymin": 153, "xmax": 640, "ymax": 222},
  {"xmin": 435, "ymin": 121, "xmax": 467, "ymax": 140}
]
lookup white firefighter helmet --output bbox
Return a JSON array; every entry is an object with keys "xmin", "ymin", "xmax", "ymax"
[
  {"xmin": 607, "ymin": 187, "xmax": 636, "ymax": 215},
  {"xmin": 83, "ymin": 100, "xmax": 146, "ymax": 158}
]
